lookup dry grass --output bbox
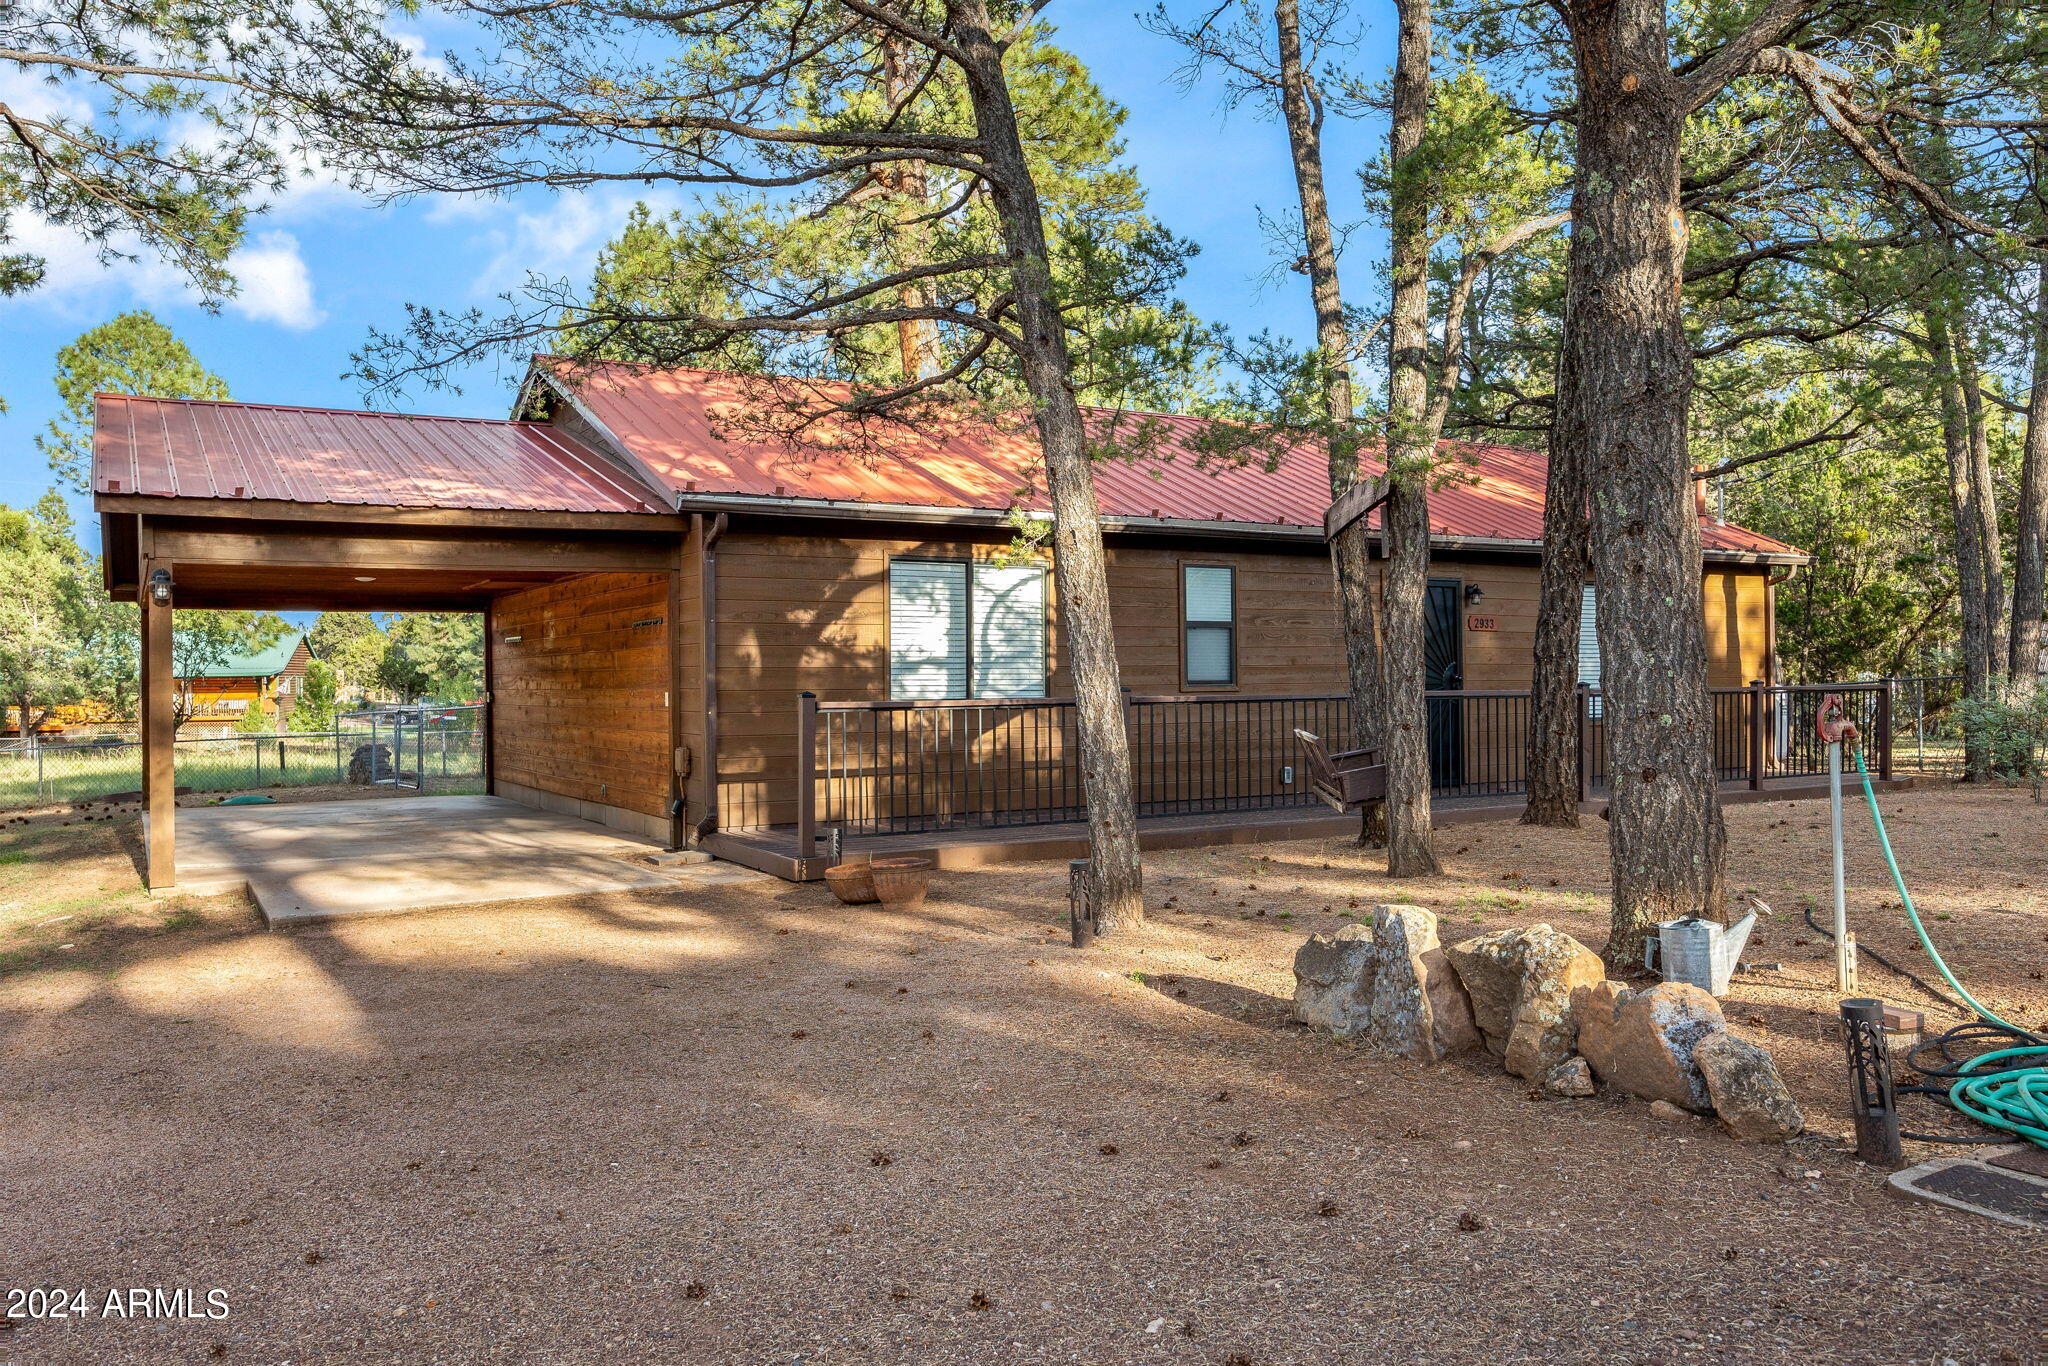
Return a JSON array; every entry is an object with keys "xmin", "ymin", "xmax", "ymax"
[{"xmin": 1, "ymin": 782, "xmax": 2042, "ymax": 1365}]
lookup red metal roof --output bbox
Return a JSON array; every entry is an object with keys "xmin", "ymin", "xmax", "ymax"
[
  {"xmin": 92, "ymin": 394, "xmax": 670, "ymax": 516},
  {"xmin": 552, "ymin": 362, "xmax": 1805, "ymax": 559}
]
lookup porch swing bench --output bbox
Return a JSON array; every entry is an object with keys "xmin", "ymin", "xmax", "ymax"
[{"xmin": 1293, "ymin": 729, "xmax": 1388, "ymax": 813}]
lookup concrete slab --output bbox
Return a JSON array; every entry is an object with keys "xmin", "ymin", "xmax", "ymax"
[
  {"xmin": 1887, "ymin": 1154, "xmax": 2048, "ymax": 1231},
  {"xmin": 162, "ymin": 796, "xmax": 676, "ymax": 927}
]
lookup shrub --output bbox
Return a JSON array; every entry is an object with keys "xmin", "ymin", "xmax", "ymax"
[{"xmin": 1954, "ymin": 682, "xmax": 2048, "ymax": 799}]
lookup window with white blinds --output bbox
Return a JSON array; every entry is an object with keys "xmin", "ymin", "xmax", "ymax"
[
  {"xmin": 1182, "ymin": 563, "xmax": 1237, "ymax": 686},
  {"xmin": 970, "ymin": 564, "xmax": 1048, "ymax": 697},
  {"xmin": 1576, "ymin": 584, "xmax": 1605, "ymax": 718},
  {"xmin": 887, "ymin": 559, "xmax": 1047, "ymax": 700},
  {"xmin": 1576, "ymin": 585, "xmax": 1600, "ymax": 687},
  {"xmin": 889, "ymin": 560, "xmax": 969, "ymax": 699}
]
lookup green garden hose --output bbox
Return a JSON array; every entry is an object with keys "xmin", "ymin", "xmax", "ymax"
[{"xmin": 1848, "ymin": 746, "xmax": 2048, "ymax": 1149}]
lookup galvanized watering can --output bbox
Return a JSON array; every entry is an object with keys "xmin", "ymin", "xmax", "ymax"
[{"xmin": 1643, "ymin": 911, "xmax": 1758, "ymax": 998}]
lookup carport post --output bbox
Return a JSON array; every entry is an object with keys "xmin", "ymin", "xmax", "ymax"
[
  {"xmin": 797, "ymin": 691, "xmax": 818, "ymax": 861},
  {"xmin": 140, "ymin": 557, "xmax": 176, "ymax": 891}
]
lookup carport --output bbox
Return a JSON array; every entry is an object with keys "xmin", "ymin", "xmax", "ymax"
[{"xmin": 93, "ymin": 395, "xmax": 703, "ymax": 898}]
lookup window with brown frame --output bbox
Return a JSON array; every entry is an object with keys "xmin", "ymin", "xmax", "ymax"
[
  {"xmin": 887, "ymin": 557, "xmax": 1048, "ymax": 700},
  {"xmin": 1181, "ymin": 563, "xmax": 1236, "ymax": 687}
]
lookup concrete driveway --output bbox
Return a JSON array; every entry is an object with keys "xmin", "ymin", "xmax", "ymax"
[{"xmin": 165, "ymin": 795, "xmax": 677, "ymax": 925}]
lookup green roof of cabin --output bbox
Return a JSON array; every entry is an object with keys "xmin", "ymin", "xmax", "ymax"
[{"xmin": 173, "ymin": 633, "xmax": 307, "ymax": 680}]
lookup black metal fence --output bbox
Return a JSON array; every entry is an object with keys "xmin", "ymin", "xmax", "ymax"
[
  {"xmin": 0, "ymin": 705, "xmax": 485, "ymax": 811},
  {"xmin": 1128, "ymin": 694, "xmax": 1353, "ymax": 816},
  {"xmin": 1588, "ymin": 682, "xmax": 1890, "ymax": 792},
  {"xmin": 798, "ymin": 681, "xmax": 1899, "ymax": 843}
]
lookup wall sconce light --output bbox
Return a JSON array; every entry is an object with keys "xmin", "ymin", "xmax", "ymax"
[
  {"xmin": 1463, "ymin": 583, "xmax": 1486, "ymax": 606},
  {"xmin": 147, "ymin": 568, "xmax": 173, "ymax": 606},
  {"xmin": 502, "ymin": 635, "xmax": 524, "ymax": 644}
]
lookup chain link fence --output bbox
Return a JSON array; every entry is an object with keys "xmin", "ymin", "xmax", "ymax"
[
  {"xmin": 0, "ymin": 705, "xmax": 485, "ymax": 811},
  {"xmin": 1884, "ymin": 676, "xmax": 1965, "ymax": 775}
]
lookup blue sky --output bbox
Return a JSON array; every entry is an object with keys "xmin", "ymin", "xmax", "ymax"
[{"xmin": 1, "ymin": 8, "xmax": 1394, "ymax": 554}]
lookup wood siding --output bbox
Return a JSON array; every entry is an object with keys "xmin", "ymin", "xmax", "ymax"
[
  {"xmin": 490, "ymin": 572, "xmax": 674, "ymax": 826},
  {"xmin": 1702, "ymin": 568, "xmax": 1770, "ymax": 687},
  {"xmin": 709, "ymin": 529, "xmax": 1777, "ymax": 829}
]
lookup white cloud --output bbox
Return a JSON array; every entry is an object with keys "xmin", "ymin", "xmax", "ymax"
[
  {"xmin": 3, "ymin": 215, "xmax": 191, "ymax": 318},
  {"xmin": 5, "ymin": 216, "xmax": 326, "ymax": 332},
  {"xmin": 226, "ymin": 230, "xmax": 326, "ymax": 330},
  {"xmin": 467, "ymin": 188, "xmax": 690, "ymax": 300},
  {"xmin": 0, "ymin": 67, "xmax": 92, "ymax": 126},
  {"xmin": 389, "ymin": 29, "xmax": 453, "ymax": 80}
]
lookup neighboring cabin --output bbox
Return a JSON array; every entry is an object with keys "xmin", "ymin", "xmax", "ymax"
[
  {"xmin": 3, "ymin": 634, "xmax": 311, "ymax": 739},
  {"xmin": 91, "ymin": 363, "xmax": 1807, "ymax": 886}
]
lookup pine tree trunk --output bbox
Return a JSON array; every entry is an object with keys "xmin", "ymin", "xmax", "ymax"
[
  {"xmin": 2011, "ymin": 258, "xmax": 2048, "ymax": 685},
  {"xmin": 1523, "ymin": 331, "xmax": 1589, "ymax": 828},
  {"xmin": 1929, "ymin": 309, "xmax": 2003, "ymax": 780},
  {"xmin": 879, "ymin": 22, "xmax": 938, "ymax": 380},
  {"xmin": 1958, "ymin": 340, "xmax": 2009, "ymax": 676},
  {"xmin": 1558, "ymin": 0, "xmax": 1724, "ymax": 967},
  {"xmin": 952, "ymin": 0, "xmax": 1143, "ymax": 929},
  {"xmin": 1274, "ymin": 0, "xmax": 1387, "ymax": 845},
  {"xmin": 1381, "ymin": 0, "xmax": 1442, "ymax": 878}
]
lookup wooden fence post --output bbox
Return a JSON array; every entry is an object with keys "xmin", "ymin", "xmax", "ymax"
[
  {"xmin": 1748, "ymin": 679, "xmax": 1766, "ymax": 791},
  {"xmin": 1575, "ymin": 683, "xmax": 1592, "ymax": 803},
  {"xmin": 797, "ymin": 691, "xmax": 818, "ymax": 862},
  {"xmin": 1122, "ymin": 686, "xmax": 1138, "ymax": 807},
  {"xmin": 1876, "ymin": 682, "xmax": 1894, "ymax": 782}
]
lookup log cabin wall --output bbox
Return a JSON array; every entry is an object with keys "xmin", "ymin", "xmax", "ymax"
[
  {"xmin": 709, "ymin": 524, "xmax": 1779, "ymax": 830},
  {"xmin": 489, "ymin": 570, "xmax": 678, "ymax": 842}
]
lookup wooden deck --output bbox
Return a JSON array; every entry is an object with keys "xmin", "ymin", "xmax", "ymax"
[{"xmin": 706, "ymin": 773, "xmax": 1921, "ymax": 881}]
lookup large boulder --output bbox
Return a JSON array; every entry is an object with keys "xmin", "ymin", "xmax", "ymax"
[
  {"xmin": 1572, "ymin": 979, "xmax": 1628, "ymax": 1074},
  {"xmin": 1575, "ymin": 980, "xmax": 1726, "ymax": 1111},
  {"xmin": 1444, "ymin": 924, "xmax": 1604, "ymax": 1078},
  {"xmin": 1696, "ymin": 1032, "xmax": 1804, "ymax": 1142},
  {"xmin": 347, "ymin": 743, "xmax": 395, "ymax": 785},
  {"xmin": 1293, "ymin": 924, "xmax": 1377, "ymax": 1037},
  {"xmin": 1445, "ymin": 929, "xmax": 1523, "ymax": 1045},
  {"xmin": 1364, "ymin": 905, "xmax": 1481, "ymax": 1063}
]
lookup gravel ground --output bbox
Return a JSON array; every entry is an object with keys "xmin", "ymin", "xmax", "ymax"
[{"xmin": 1, "ymin": 783, "xmax": 2044, "ymax": 1365}]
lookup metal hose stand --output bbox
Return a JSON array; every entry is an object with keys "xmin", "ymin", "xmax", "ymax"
[
  {"xmin": 1841, "ymin": 998, "xmax": 1903, "ymax": 1168},
  {"xmin": 1068, "ymin": 858, "xmax": 1097, "ymax": 949}
]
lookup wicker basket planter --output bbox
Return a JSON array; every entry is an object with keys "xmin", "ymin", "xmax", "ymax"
[
  {"xmin": 823, "ymin": 859, "xmax": 879, "ymax": 905},
  {"xmin": 869, "ymin": 856, "xmax": 933, "ymax": 912}
]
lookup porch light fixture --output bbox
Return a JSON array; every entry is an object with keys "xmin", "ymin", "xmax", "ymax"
[
  {"xmin": 1463, "ymin": 583, "xmax": 1486, "ymax": 606},
  {"xmin": 147, "ymin": 568, "xmax": 173, "ymax": 605},
  {"xmin": 502, "ymin": 635, "xmax": 524, "ymax": 644}
]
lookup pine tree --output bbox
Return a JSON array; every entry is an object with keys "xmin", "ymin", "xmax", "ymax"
[{"xmin": 41, "ymin": 312, "xmax": 230, "ymax": 493}]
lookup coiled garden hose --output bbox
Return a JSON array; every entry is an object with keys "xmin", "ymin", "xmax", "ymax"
[{"xmin": 1838, "ymin": 746, "xmax": 2048, "ymax": 1149}]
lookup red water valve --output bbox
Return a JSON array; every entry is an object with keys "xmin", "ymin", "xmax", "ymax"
[{"xmin": 1816, "ymin": 692, "xmax": 1859, "ymax": 744}]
